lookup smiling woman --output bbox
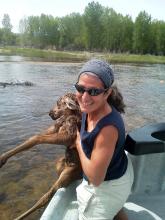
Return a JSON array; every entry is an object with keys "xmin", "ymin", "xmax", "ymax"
[{"xmin": 74, "ymin": 59, "xmax": 134, "ymax": 220}]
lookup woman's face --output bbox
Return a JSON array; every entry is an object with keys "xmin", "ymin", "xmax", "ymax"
[{"xmin": 76, "ymin": 73, "xmax": 110, "ymax": 114}]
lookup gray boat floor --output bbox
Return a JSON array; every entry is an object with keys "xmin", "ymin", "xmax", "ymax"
[{"xmin": 40, "ymin": 181, "xmax": 165, "ymax": 220}]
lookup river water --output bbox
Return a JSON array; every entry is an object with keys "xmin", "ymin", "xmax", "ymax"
[{"xmin": 0, "ymin": 55, "xmax": 165, "ymax": 219}]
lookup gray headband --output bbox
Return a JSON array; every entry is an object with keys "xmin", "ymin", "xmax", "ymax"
[{"xmin": 78, "ymin": 59, "xmax": 114, "ymax": 88}]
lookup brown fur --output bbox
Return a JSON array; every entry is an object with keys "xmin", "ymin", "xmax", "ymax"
[{"xmin": 0, "ymin": 93, "xmax": 82, "ymax": 220}]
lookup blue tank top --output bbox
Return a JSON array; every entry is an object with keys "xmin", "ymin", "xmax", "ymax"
[{"xmin": 80, "ymin": 106, "xmax": 128, "ymax": 181}]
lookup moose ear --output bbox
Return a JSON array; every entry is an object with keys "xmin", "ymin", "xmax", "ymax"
[{"xmin": 65, "ymin": 98, "xmax": 79, "ymax": 110}]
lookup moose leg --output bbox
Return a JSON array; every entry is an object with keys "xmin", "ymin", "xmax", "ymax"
[
  {"xmin": 0, "ymin": 130, "xmax": 73, "ymax": 168},
  {"xmin": 14, "ymin": 165, "xmax": 82, "ymax": 220},
  {"xmin": 54, "ymin": 156, "xmax": 66, "ymax": 176}
]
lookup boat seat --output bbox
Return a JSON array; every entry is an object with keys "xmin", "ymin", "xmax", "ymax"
[{"xmin": 124, "ymin": 122, "xmax": 165, "ymax": 155}]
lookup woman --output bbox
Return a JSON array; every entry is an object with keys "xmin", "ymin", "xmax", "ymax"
[{"xmin": 74, "ymin": 59, "xmax": 134, "ymax": 220}]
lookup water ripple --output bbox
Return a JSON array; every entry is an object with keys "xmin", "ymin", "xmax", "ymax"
[{"xmin": 0, "ymin": 56, "xmax": 165, "ymax": 219}]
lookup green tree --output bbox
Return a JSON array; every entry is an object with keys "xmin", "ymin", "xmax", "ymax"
[
  {"xmin": 59, "ymin": 13, "xmax": 86, "ymax": 49},
  {"xmin": 19, "ymin": 15, "xmax": 60, "ymax": 49},
  {"xmin": 26, "ymin": 16, "xmax": 41, "ymax": 47},
  {"xmin": 38, "ymin": 14, "xmax": 60, "ymax": 49},
  {"xmin": 151, "ymin": 20, "xmax": 165, "ymax": 55},
  {"xmin": 0, "ymin": 28, "xmax": 3, "ymax": 44},
  {"xmin": 83, "ymin": 1, "xmax": 104, "ymax": 50},
  {"xmin": 19, "ymin": 17, "xmax": 30, "ymax": 46},
  {"xmin": 3, "ymin": 2, "xmax": 165, "ymax": 54},
  {"xmin": 1, "ymin": 14, "xmax": 13, "ymax": 45},
  {"xmin": 2, "ymin": 14, "xmax": 12, "ymax": 31},
  {"xmin": 133, "ymin": 11, "xmax": 152, "ymax": 54},
  {"xmin": 101, "ymin": 8, "xmax": 133, "ymax": 52},
  {"xmin": 47, "ymin": 16, "xmax": 60, "ymax": 49},
  {"xmin": 101, "ymin": 8, "xmax": 117, "ymax": 51},
  {"xmin": 119, "ymin": 15, "xmax": 133, "ymax": 52}
]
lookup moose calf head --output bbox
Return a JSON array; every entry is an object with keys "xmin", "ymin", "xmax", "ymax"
[
  {"xmin": 49, "ymin": 93, "xmax": 81, "ymax": 120},
  {"xmin": 49, "ymin": 93, "xmax": 82, "ymax": 136}
]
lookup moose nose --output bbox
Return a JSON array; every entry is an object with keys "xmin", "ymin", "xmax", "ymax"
[{"xmin": 49, "ymin": 110, "xmax": 55, "ymax": 120}]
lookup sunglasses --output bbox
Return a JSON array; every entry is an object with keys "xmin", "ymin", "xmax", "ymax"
[{"xmin": 74, "ymin": 83, "xmax": 108, "ymax": 96}]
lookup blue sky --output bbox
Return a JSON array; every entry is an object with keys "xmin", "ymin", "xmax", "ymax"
[{"xmin": 1, "ymin": 0, "xmax": 165, "ymax": 33}]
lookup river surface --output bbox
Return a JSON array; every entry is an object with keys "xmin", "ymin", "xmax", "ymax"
[{"xmin": 0, "ymin": 55, "xmax": 165, "ymax": 219}]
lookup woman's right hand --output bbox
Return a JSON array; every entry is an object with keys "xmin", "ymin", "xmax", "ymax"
[{"xmin": 76, "ymin": 129, "xmax": 81, "ymax": 150}]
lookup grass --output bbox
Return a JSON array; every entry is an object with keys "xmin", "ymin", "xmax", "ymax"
[
  {"xmin": 0, "ymin": 47, "xmax": 165, "ymax": 64},
  {"xmin": 105, "ymin": 53, "xmax": 165, "ymax": 64}
]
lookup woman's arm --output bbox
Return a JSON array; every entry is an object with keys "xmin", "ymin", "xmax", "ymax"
[{"xmin": 76, "ymin": 125, "xmax": 118, "ymax": 186}]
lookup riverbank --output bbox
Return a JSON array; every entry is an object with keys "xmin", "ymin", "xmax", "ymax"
[{"xmin": 0, "ymin": 47, "xmax": 165, "ymax": 64}]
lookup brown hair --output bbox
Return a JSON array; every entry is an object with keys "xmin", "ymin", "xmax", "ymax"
[{"xmin": 107, "ymin": 85, "xmax": 126, "ymax": 113}]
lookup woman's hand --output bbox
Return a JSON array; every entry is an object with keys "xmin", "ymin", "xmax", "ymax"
[
  {"xmin": 75, "ymin": 125, "xmax": 118, "ymax": 186},
  {"xmin": 76, "ymin": 129, "xmax": 81, "ymax": 150}
]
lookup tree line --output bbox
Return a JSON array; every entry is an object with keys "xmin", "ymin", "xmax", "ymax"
[{"xmin": 0, "ymin": 1, "xmax": 165, "ymax": 55}]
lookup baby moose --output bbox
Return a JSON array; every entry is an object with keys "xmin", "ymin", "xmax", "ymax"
[{"xmin": 0, "ymin": 93, "xmax": 82, "ymax": 220}]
